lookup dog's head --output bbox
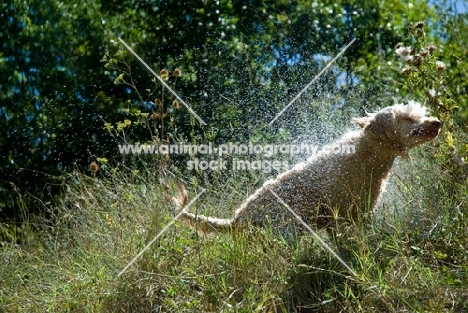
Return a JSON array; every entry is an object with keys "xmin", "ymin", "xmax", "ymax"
[{"xmin": 353, "ymin": 101, "xmax": 442, "ymax": 156}]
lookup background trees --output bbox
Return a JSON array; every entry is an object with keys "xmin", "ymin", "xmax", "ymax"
[{"xmin": 1, "ymin": 0, "xmax": 466, "ymax": 221}]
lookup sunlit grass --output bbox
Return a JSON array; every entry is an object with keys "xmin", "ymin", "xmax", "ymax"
[{"xmin": 1, "ymin": 151, "xmax": 468, "ymax": 312}]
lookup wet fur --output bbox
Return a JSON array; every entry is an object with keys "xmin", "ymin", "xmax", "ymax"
[{"xmin": 174, "ymin": 102, "xmax": 442, "ymax": 236}]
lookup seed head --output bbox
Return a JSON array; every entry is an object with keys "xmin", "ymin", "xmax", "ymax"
[
  {"xmin": 173, "ymin": 68, "xmax": 182, "ymax": 77},
  {"xmin": 395, "ymin": 46, "xmax": 412, "ymax": 60},
  {"xmin": 436, "ymin": 61, "xmax": 446, "ymax": 71},
  {"xmin": 155, "ymin": 99, "xmax": 162, "ymax": 107},
  {"xmin": 160, "ymin": 69, "xmax": 169, "ymax": 79},
  {"xmin": 411, "ymin": 54, "xmax": 423, "ymax": 67},
  {"xmin": 400, "ymin": 67, "xmax": 412, "ymax": 76},
  {"xmin": 428, "ymin": 89, "xmax": 438, "ymax": 100},
  {"xmin": 414, "ymin": 21, "xmax": 425, "ymax": 29},
  {"xmin": 90, "ymin": 162, "xmax": 99, "ymax": 174},
  {"xmin": 428, "ymin": 44, "xmax": 437, "ymax": 53},
  {"xmin": 172, "ymin": 100, "xmax": 180, "ymax": 109},
  {"xmin": 394, "ymin": 42, "xmax": 404, "ymax": 50},
  {"xmin": 420, "ymin": 48, "xmax": 429, "ymax": 56},
  {"xmin": 404, "ymin": 55, "xmax": 414, "ymax": 64}
]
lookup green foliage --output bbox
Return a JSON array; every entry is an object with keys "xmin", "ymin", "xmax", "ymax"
[
  {"xmin": 0, "ymin": 0, "xmax": 124, "ymax": 218},
  {"xmin": 388, "ymin": 21, "xmax": 464, "ymax": 175}
]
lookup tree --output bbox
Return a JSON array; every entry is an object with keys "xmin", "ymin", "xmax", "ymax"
[{"xmin": 0, "ymin": 1, "xmax": 120, "ymax": 219}]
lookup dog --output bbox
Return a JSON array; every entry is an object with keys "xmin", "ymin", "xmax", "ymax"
[{"xmin": 173, "ymin": 101, "xmax": 442, "ymax": 237}]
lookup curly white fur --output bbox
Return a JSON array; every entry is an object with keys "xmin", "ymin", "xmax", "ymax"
[{"xmin": 175, "ymin": 102, "xmax": 441, "ymax": 236}]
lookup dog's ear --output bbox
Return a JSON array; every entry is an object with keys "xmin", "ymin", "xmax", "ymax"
[
  {"xmin": 373, "ymin": 110, "xmax": 395, "ymax": 130},
  {"xmin": 352, "ymin": 116, "xmax": 370, "ymax": 129}
]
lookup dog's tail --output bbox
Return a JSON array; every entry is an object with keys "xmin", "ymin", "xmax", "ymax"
[{"xmin": 172, "ymin": 184, "xmax": 235, "ymax": 233}]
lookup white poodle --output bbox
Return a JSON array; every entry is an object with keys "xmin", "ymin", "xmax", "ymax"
[{"xmin": 174, "ymin": 102, "xmax": 442, "ymax": 236}]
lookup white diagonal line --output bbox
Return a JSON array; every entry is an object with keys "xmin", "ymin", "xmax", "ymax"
[
  {"xmin": 267, "ymin": 188, "xmax": 358, "ymax": 278},
  {"xmin": 269, "ymin": 38, "xmax": 357, "ymax": 125},
  {"xmin": 117, "ymin": 37, "xmax": 207, "ymax": 126},
  {"xmin": 118, "ymin": 188, "xmax": 206, "ymax": 277}
]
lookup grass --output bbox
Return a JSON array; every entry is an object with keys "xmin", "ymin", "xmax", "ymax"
[{"xmin": 1, "ymin": 150, "xmax": 468, "ymax": 312}]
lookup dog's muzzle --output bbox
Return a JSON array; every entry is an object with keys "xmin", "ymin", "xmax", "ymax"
[{"xmin": 411, "ymin": 120, "xmax": 442, "ymax": 137}]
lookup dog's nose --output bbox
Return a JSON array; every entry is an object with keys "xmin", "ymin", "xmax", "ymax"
[{"xmin": 432, "ymin": 120, "xmax": 442, "ymax": 128}]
